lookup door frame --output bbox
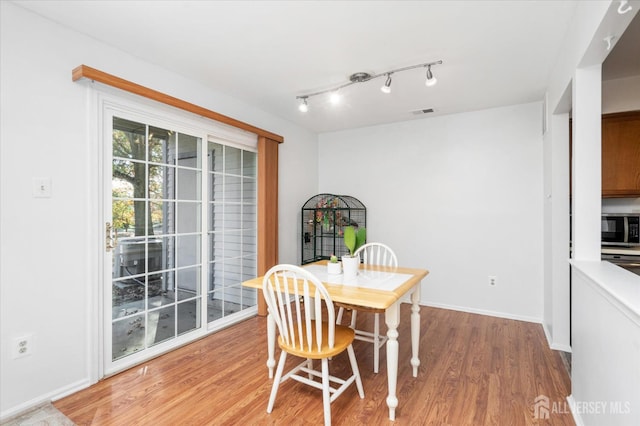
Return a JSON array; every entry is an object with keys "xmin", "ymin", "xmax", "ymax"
[{"xmin": 88, "ymin": 88, "xmax": 259, "ymax": 380}]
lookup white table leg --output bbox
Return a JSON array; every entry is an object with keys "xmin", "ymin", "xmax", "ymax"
[
  {"xmin": 411, "ymin": 284, "xmax": 421, "ymax": 377},
  {"xmin": 385, "ymin": 301, "xmax": 400, "ymax": 421},
  {"xmin": 267, "ymin": 312, "xmax": 276, "ymax": 379}
]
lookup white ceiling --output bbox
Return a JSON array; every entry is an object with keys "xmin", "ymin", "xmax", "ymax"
[{"xmin": 12, "ymin": 1, "xmax": 638, "ymax": 133}]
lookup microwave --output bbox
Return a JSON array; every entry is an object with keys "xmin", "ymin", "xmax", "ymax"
[{"xmin": 602, "ymin": 214, "xmax": 640, "ymax": 246}]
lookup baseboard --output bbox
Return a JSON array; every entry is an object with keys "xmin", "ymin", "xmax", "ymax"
[
  {"xmin": 0, "ymin": 377, "xmax": 90, "ymax": 422},
  {"xmin": 567, "ymin": 395, "xmax": 585, "ymax": 426},
  {"xmin": 542, "ymin": 322, "xmax": 553, "ymax": 346},
  {"xmin": 542, "ymin": 323, "xmax": 573, "ymax": 352},
  {"xmin": 418, "ymin": 300, "xmax": 542, "ymax": 324},
  {"xmin": 550, "ymin": 342, "xmax": 572, "ymax": 352}
]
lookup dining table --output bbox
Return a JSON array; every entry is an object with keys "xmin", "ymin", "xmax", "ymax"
[{"xmin": 242, "ymin": 260, "xmax": 429, "ymax": 421}]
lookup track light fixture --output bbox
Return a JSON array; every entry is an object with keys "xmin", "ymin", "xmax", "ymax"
[
  {"xmin": 296, "ymin": 60, "xmax": 442, "ymax": 112},
  {"xmin": 425, "ymin": 64, "xmax": 437, "ymax": 87},
  {"xmin": 381, "ymin": 73, "xmax": 393, "ymax": 94},
  {"xmin": 298, "ymin": 97, "xmax": 309, "ymax": 112}
]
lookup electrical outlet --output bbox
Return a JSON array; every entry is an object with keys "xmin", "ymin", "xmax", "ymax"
[
  {"xmin": 12, "ymin": 335, "xmax": 33, "ymax": 359},
  {"xmin": 488, "ymin": 276, "xmax": 497, "ymax": 286}
]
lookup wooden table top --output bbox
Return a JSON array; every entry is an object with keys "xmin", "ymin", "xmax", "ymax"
[{"xmin": 242, "ymin": 261, "xmax": 429, "ymax": 310}]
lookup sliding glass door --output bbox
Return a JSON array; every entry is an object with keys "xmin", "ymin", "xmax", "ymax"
[
  {"xmin": 207, "ymin": 142, "xmax": 258, "ymax": 323},
  {"xmin": 105, "ymin": 107, "xmax": 256, "ymax": 373}
]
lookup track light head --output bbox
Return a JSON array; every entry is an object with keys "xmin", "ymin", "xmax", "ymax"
[
  {"xmin": 425, "ymin": 65, "xmax": 437, "ymax": 87},
  {"xmin": 298, "ymin": 97, "xmax": 309, "ymax": 112},
  {"xmin": 381, "ymin": 74, "xmax": 392, "ymax": 94}
]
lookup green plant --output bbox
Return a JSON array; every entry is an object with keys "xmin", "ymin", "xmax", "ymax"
[
  {"xmin": 330, "ymin": 254, "xmax": 338, "ymax": 263},
  {"xmin": 343, "ymin": 226, "xmax": 366, "ymax": 257}
]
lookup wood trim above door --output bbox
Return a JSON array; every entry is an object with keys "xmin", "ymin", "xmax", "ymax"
[{"xmin": 72, "ymin": 65, "xmax": 284, "ymax": 143}]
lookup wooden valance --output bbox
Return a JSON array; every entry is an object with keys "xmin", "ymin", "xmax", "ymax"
[{"xmin": 72, "ymin": 64, "xmax": 283, "ymax": 143}]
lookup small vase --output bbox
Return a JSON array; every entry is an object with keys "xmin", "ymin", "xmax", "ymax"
[
  {"xmin": 327, "ymin": 261, "xmax": 342, "ymax": 275},
  {"xmin": 341, "ymin": 254, "xmax": 360, "ymax": 283}
]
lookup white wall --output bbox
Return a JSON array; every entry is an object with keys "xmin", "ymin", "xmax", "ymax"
[
  {"xmin": 603, "ymin": 75, "xmax": 640, "ymax": 113},
  {"xmin": 318, "ymin": 102, "xmax": 544, "ymax": 322},
  {"xmin": 543, "ymin": 111, "xmax": 571, "ymax": 351},
  {"xmin": 570, "ymin": 262, "xmax": 640, "ymax": 425},
  {"xmin": 0, "ymin": 2, "xmax": 317, "ymax": 418},
  {"xmin": 542, "ymin": 0, "xmax": 616, "ymax": 350},
  {"xmin": 543, "ymin": 1, "xmax": 640, "ymax": 424}
]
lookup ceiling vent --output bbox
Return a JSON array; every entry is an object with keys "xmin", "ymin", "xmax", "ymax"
[{"xmin": 411, "ymin": 108, "xmax": 434, "ymax": 115}]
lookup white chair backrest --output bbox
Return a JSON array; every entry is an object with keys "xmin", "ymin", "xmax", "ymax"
[
  {"xmin": 262, "ymin": 264, "xmax": 336, "ymax": 352},
  {"xmin": 354, "ymin": 242, "xmax": 398, "ymax": 267}
]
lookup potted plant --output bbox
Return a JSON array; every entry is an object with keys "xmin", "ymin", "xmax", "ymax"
[
  {"xmin": 342, "ymin": 226, "xmax": 366, "ymax": 281},
  {"xmin": 327, "ymin": 254, "xmax": 342, "ymax": 274}
]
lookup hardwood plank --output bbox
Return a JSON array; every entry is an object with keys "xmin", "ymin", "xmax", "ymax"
[{"xmin": 54, "ymin": 306, "xmax": 574, "ymax": 425}]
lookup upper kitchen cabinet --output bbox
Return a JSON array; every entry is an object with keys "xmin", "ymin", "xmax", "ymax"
[{"xmin": 602, "ymin": 111, "xmax": 640, "ymax": 198}]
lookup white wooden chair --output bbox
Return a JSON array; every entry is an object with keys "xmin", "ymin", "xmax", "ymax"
[
  {"xmin": 336, "ymin": 242, "xmax": 398, "ymax": 373},
  {"xmin": 262, "ymin": 264, "xmax": 364, "ymax": 426}
]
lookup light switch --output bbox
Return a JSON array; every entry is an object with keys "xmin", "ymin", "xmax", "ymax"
[{"xmin": 32, "ymin": 177, "xmax": 52, "ymax": 198}]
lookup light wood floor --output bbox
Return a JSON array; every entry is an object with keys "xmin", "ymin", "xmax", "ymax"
[{"xmin": 54, "ymin": 305, "xmax": 574, "ymax": 425}]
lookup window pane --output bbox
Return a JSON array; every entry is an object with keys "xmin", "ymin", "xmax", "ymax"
[
  {"xmin": 112, "ymin": 313, "xmax": 145, "ymax": 360},
  {"xmin": 225, "ymin": 175, "xmax": 241, "ymax": 202},
  {"xmin": 223, "ymin": 232, "xmax": 241, "ymax": 258},
  {"xmin": 242, "ymin": 205, "xmax": 257, "ymax": 230},
  {"xmin": 177, "ymin": 234, "xmax": 201, "ymax": 268},
  {"xmin": 177, "ymin": 266, "xmax": 201, "ymax": 300},
  {"xmin": 149, "ymin": 201, "xmax": 175, "ymax": 235},
  {"xmin": 113, "ymin": 199, "xmax": 136, "ymax": 237},
  {"xmin": 223, "ymin": 285, "xmax": 243, "ymax": 314},
  {"xmin": 223, "ymin": 258, "xmax": 242, "ymax": 287},
  {"xmin": 113, "ymin": 159, "xmax": 145, "ymax": 198},
  {"xmin": 178, "ymin": 134, "xmax": 201, "ymax": 169},
  {"xmin": 177, "ymin": 169, "xmax": 201, "ymax": 201},
  {"xmin": 242, "ymin": 233, "xmax": 257, "ymax": 258},
  {"xmin": 177, "ymin": 202, "xmax": 201, "ymax": 233},
  {"xmin": 242, "ymin": 287, "xmax": 257, "ymax": 308},
  {"xmin": 209, "ymin": 203, "xmax": 224, "ymax": 232},
  {"xmin": 243, "ymin": 178, "xmax": 256, "ymax": 203},
  {"xmin": 209, "ymin": 290, "xmax": 224, "ymax": 322},
  {"xmin": 224, "ymin": 204, "xmax": 241, "ymax": 229},
  {"xmin": 178, "ymin": 299, "xmax": 200, "ymax": 335},
  {"xmin": 243, "ymin": 151, "xmax": 257, "ymax": 177},
  {"xmin": 149, "ymin": 165, "xmax": 176, "ymax": 200},
  {"xmin": 114, "ymin": 237, "xmax": 146, "ymax": 279},
  {"xmin": 149, "ymin": 126, "xmax": 176, "ymax": 165},
  {"xmin": 209, "ymin": 232, "xmax": 224, "ymax": 260},
  {"xmin": 148, "ymin": 306, "xmax": 175, "ymax": 347},
  {"xmin": 112, "ymin": 278, "xmax": 145, "ymax": 319},
  {"xmin": 208, "ymin": 261, "xmax": 219, "ymax": 292},
  {"xmin": 149, "ymin": 271, "xmax": 175, "ymax": 308},
  {"xmin": 226, "ymin": 146, "xmax": 241, "ymax": 175},
  {"xmin": 113, "ymin": 117, "xmax": 146, "ymax": 161},
  {"xmin": 209, "ymin": 173, "xmax": 223, "ymax": 202},
  {"xmin": 208, "ymin": 142, "xmax": 223, "ymax": 172}
]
